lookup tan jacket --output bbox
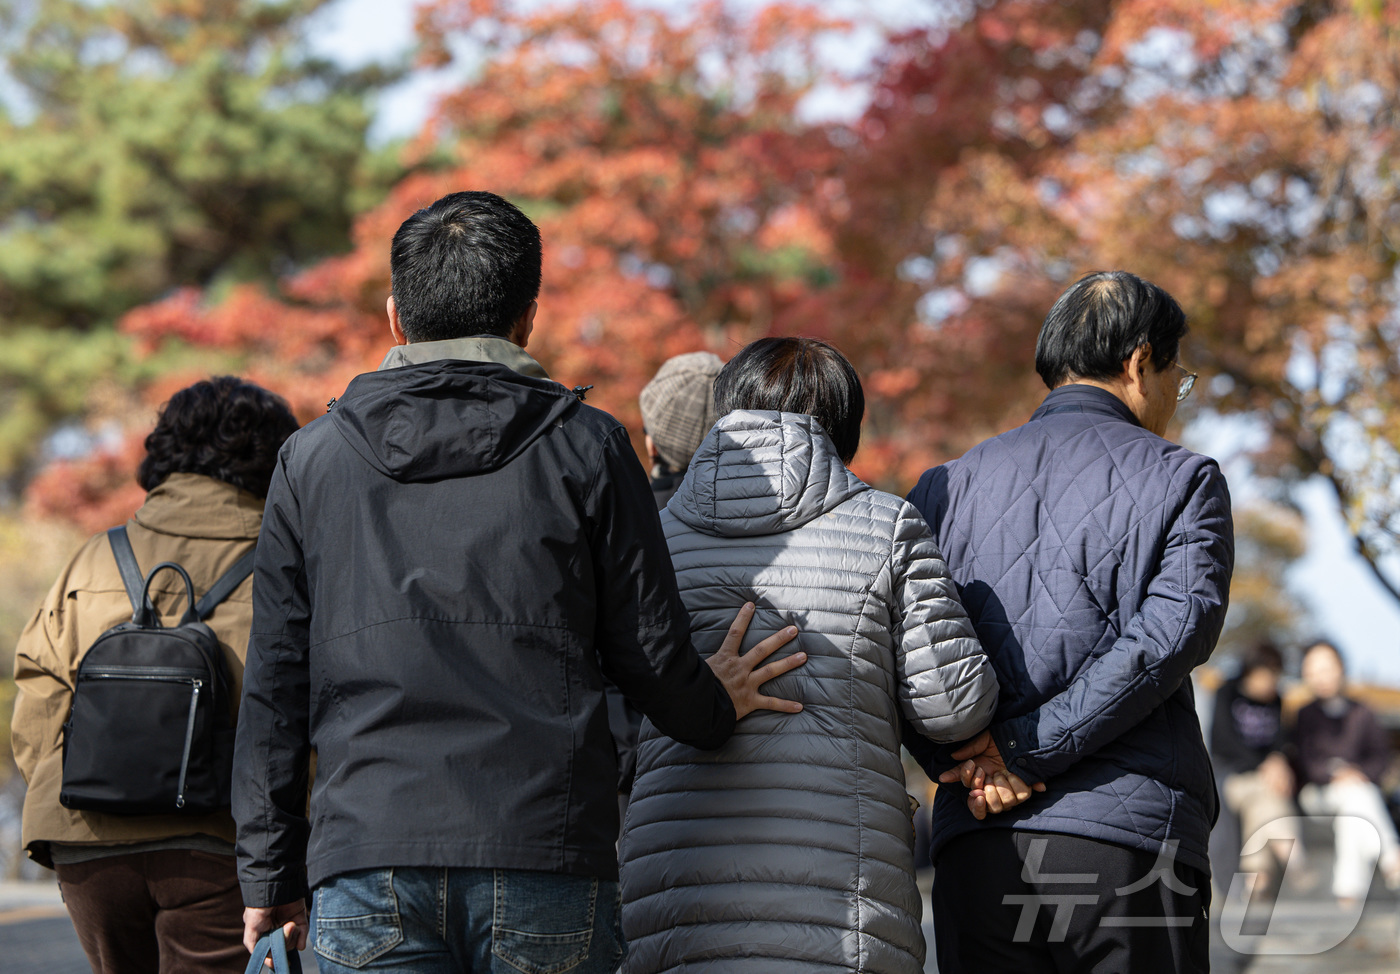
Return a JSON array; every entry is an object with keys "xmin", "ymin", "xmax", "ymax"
[{"xmin": 12, "ymin": 473, "xmax": 262, "ymax": 867}]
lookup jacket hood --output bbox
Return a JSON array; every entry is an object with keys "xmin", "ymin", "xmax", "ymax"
[
  {"xmin": 331, "ymin": 360, "xmax": 575, "ymax": 481},
  {"xmin": 132, "ymin": 472, "xmax": 265, "ymax": 540},
  {"xmin": 668, "ymin": 410, "xmax": 868, "ymax": 537}
]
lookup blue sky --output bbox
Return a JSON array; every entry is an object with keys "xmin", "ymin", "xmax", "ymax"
[{"xmin": 307, "ymin": 0, "xmax": 1400, "ymax": 683}]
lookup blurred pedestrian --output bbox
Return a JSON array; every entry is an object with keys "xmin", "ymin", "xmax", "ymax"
[
  {"xmin": 233, "ymin": 191, "xmax": 805, "ymax": 973},
  {"xmin": 619, "ymin": 337, "xmax": 999, "ymax": 974},
  {"xmin": 607, "ymin": 351, "xmax": 725, "ymax": 824},
  {"xmin": 1210, "ymin": 642, "xmax": 1299, "ymax": 896},
  {"xmin": 638, "ymin": 351, "xmax": 723, "ymax": 507},
  {"xmin": 907, "ymin": 270, "xmax": 1233, "ymax": 974},
  {"xmin": 11, "ymin": 377, "xmax": 298, "ymax": 974},
  {"xmin": 1294, "ymin": 639, "xmax": 1400, "ymax": 903}
]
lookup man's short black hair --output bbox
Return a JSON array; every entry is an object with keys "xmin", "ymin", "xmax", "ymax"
[
  {"xmin": 1035, "ymin": 271, "xmax": 1188, "ymax": 389},
  {"xmin": 389, "ymin": 191, "xmax": 542, "ymax": 342},
  {"xmin": 713, "ymin": 337, "xmax": 864, "ymax": 463},
  {"xmin": 138, "ymin": 376, "xmax": 300, "ymax": 499}
]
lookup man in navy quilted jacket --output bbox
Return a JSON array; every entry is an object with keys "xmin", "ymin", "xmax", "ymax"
[{"xmin": 907, "ymin": 270, "xmax": 1233, "ymax": 973}]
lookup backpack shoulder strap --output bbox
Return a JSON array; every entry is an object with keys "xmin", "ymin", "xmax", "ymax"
[
  {"xmin": 106, "ymin": 526, "xmax": 151, "ymax": 620},
  {"xmin": 194, "ymin": 548, "xmax": 256, "ymax": 621}
]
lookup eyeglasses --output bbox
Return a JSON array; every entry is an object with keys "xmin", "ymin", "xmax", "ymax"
[{"xmin": 1176, "ymin": 364, "xmax": 1198, "ymax": 402}]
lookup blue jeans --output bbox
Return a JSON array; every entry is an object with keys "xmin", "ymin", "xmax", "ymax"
[{"xmin": 310, "ymin": 867, "xmax": 624, "ymax": 973}]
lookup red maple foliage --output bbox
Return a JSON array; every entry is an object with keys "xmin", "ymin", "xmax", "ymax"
[
  {"xmin": 34, "ymin": 0, "xmax": 1123, "ymax": 524},
  {"xmin": 48, "ymin": 0, "xmax": 1398, "ymax": 608},
  {"xmin": 35, "ymin": 0, "xmax": 850, "ymax": 523}
]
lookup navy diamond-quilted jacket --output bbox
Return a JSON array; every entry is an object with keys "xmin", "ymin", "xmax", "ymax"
[{"xmin": 905, "ymin": 384, "xmax": 1233, "ymax": 876}]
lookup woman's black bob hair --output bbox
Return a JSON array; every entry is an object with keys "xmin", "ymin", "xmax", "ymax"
[
  {"xmin": 137, "ymin": 376, "xmax": 300, "ymax": 500},
  {"xmin": 713, "ymin": 337, "xmax": 864, "ymax": 463}
]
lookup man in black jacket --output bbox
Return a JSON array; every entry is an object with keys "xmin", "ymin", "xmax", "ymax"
[{"xmin": 233, "ymin": 191, "xmax": 805, "ymax": 972}]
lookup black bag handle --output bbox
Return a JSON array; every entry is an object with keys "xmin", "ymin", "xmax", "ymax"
[
  {"xmin": 243, "ymin": 926, "xmax": 302, "ymax": 974},
  {"xmin": 194, "ymin": 549, "xmax": 256, "ymax": 621},
  {"xmin": 139, "ymin": 562, "xmax": 200, "ymax": 628},
  {"xmin": 107, "ymin": 527, "xmax": 155, "ymax": 620}
]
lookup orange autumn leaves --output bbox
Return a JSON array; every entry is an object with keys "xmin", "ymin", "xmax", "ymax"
[{"xmin": 33, "ymin": 0, "xmax": 1400, "ymax": 597}]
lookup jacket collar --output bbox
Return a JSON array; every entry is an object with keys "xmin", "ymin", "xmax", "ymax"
[
  {"xmin": 1031, "ymin": 383, "xmax": 1142, "ymax": 428},
  {"xmin": 130, "ymin": 473, "xmax": 264, "ymax": 540},
  {"xmin": 377, "ymin": 336, "xmax": 550, "ymax": 380}
]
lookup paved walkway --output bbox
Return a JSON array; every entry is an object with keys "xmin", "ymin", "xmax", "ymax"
[
  {"xmin": 0, "ymin": 880, "xmax": 87, "ymax": 973},
  {"xmin": 0, "ymin": 879, "xmax": 321, "ymax": 972},
  {"xmin": 915, "ymin": 860, "xmax": 1400, "ymax": 973},
  {"xmin": 3, "ymin": 866, "xmax": 1398, "ymax": 973},
  {"xmin": 1216, "ymin": 896, "xmax": 1400, "ymax": 973}
]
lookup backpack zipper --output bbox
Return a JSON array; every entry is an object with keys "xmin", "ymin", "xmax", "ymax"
[
  {"xmin": 77, "ymin": 668, "xmax": 206, "ymax": 811},
  {"xmin": 175, "ymin": 680, "xmax": 203, "ymax": 809},
  {"xmin": 80, "ymin": 665, "xmax": 205, "ymax": 680}
]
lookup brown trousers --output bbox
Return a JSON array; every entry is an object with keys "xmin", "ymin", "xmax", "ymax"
[{"xmin": 55, "ymin": 849, "xmax": 246, "ymax": 974}]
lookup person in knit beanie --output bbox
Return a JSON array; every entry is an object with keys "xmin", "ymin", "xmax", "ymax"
[{"xmin": 639, "ymin": 351, "xmax": 724, "ymax": 508}]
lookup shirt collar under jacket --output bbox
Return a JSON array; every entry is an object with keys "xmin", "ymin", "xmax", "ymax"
[{"xmin": 377, "ymin": 335, "xmax": 551, "ymax": 380}]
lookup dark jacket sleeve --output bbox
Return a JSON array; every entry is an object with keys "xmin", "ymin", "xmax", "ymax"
[
  {"xmin": 587, "ymin": 427, "xmax": 735, "ymax": 750},
  {"xmin": 993, "ymin": 460, "xmax": 1234, "ymax": 784},
  {"xmin": 232, "ymin": 451, "xmax": 313, "ymax": 907},
  {"xmin": 603, "ymin": 678, "xmax": 644, "ymax": 792},
  {"xmin": 1354, "ymin": 703, "xmax": 1391, "ymax": 784},
  {"xmin": 1211, "ymin": 680, "xmax": 1260, "ymax": 776},
  {"xmin": 1292, "ymin": 703, "xmax": 1331, "ymax": 786}
]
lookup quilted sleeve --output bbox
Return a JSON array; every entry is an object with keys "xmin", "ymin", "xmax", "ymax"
[
  {"xmin": 890, "ymin": 501, "xmax": 999, "ymax": 743},
  {"xmin": 993, "ymin": 458, "xmax": 1234, "ymax": 784}
]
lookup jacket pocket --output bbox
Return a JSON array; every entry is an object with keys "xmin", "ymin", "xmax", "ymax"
[
  {"xmin": 491, "ymin": 870, "xmax": 598, "ymax": 974},
  {"xmin": 314, "ymin": 868, "xmax": 404, "ymax": 969}
]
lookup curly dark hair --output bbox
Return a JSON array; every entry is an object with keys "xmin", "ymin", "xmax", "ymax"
[{"xmin": 137, "ymin": 377, "xmax": 300, "ymax": 499}]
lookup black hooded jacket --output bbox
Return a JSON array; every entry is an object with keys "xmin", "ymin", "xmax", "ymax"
[{"xmin": 233, "ymin": 357, "xmax": 735, "ymax": 907}]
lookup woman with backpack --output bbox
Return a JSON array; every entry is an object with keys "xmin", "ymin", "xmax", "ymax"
[
  {"xmin": 618, "ymin": 338, "xmax": 1001, "ymax": 974},
  {"xmin": 12, "ymin": 376, "xmax": 298, "ymax": 974}
]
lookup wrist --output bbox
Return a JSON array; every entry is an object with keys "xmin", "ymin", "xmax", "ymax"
[{"xmin": 989, "ymin": 720, "xmax": 1039, "ymax": 785}]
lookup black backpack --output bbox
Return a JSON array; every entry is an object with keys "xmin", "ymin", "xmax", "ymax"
[{"xmin": 59, "ymin": 527, "xmax": 254, "ymax": 816}]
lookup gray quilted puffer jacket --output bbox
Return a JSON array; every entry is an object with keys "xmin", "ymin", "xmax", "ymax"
[{"xmin": 619, "ymin": 410, "xmax": 999, "ymax": 974}]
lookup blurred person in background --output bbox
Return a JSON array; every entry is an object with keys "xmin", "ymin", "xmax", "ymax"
[
  {"xmin": 606, "ymin": 351, "xmax": 726, "ymax": 823},
  {"xmin": 1209, "ymin": 642, "xmax": 1299, "ymax": 898},
  {"xmin": 638, "ymin": 351, "xmax": 723, "ymax": 507},
  {"xmin": 11, "ymin": 376, "xmax": 299, "ymax": 974},
  {"xmin": 619, "ymin": 337, "xmax": 999, "ymax": 974},
  {"xmin": 1294, "ymin": 639, "xmax": 1400, "ymax": 904}
]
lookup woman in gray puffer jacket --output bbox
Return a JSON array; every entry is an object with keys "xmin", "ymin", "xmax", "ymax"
[{"xmin": 619, "ymin": 338, "xmax": 1000, "ymax": 974}]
